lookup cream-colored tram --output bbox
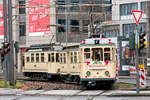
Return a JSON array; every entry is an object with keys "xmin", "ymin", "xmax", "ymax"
[
  {"xmin": 22, "ymin": 39, "xmax": 117, "ymax": 87},
  {"xmin": 79, "ymin": 43, "xmax": 117, "ymax": 87},
  {"xmin": 22, "ymin": 50, "xmax": 57, "ymax": 79}
]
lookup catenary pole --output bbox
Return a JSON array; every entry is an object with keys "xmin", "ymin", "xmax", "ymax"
[
  {"xmin": 65, "ymin": 0, "xmax": 68, "ymax": 46},
  {"xmin": 3, "ymin": 0, "xmax": 8, "ymax": 88},
  {"xmin": 8, "ymin": 0, "xmax": 15, "ymax": 86}
]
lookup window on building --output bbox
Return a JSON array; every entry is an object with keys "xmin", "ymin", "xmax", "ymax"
[
  {"xmin": 19, "ymin": 23, "xmax": 26, "ymax": 36},
  {"xmin": 70, "ymin": 0, "xmax": 80, "ymax": 11},
  {"xmin": 41, "ymin": 53, "xmax": 45, "ymax": 62},
  {"xmin": 19, "ymin": 0, "xmax": 25, "ymax": 14},
  {"xmin": 141, "ymin": 2, "xmax": 147, "ymax": 13},
  {"xmin": 120, "ymin": 3, "xmax": 138, "ymax": 16},
  {"xmin": 58, "ymin": 19, "xmax": 66, "ymax": 32},
  {"xmin": 82, "ymin": 20, "xmax": 89, "ymax": 33},
  {"xmin": 81, "ymin": 0, "xmax": 90, "ymax": 4},
  {"xmin": 102, "ymin": 26, "xmax": 119, "ymax": 38},
  {"xmin": 105, "ymin": 0, "xmax": 112, "ymax": 12},
  {"xmin": 70, "ymin": 20, "xmax": 79, "ymax": 32},
  {"xmin": 57, "ymin": 0, "xmax": 66, "ymax": 11},
  {"xmin": 123, "ymin": 23, "xmax": 146, "ymax": 38},
  {"xmin": 36, "ymin": 53, "xmax": 39, "ymax": 62},
  {"xmin": 31, "ymin": 53, "xmax": 34, "ymax": 62}
]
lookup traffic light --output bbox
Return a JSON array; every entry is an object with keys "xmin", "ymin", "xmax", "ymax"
[
  {"xmin": 139, "ymin": 32, "xmax": 146, "ymax": 50},
  {"xmin": 129, "ymin": 33, "xmax": 135, "ymax": 50},
  {"xmin": 0, "ymin": 48, "xmax": 3, "ymax": 54},
  {"xmin": 0, "ymin": 48, "xmax": 4, "ymax": 62},
  {"xmin": 3, "ymin": 42, "xmax": 10, "ymax": 54}
]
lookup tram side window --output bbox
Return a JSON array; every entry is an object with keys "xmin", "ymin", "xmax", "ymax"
[
  {"xmin": 26, "ymin": 56, "xmax": 30, "ymax": 62},
  {"xmin": 84, "ymin": 48, "xmax": 90, "ymax": 61},
  {"xmin": 48, "ymin": 54, "xmax": 51, "ymax": 62},
  {"xmin": 41, "ymin": 53, "xmax": 45, "ymax": 62},
  {"xmin": 31, "ymin": 53, "xmax": 34, "ymax": 62},
  {"xmin": 60, "ymin": 54, "xmax": 62, "ymax": 63},
  {"xmin": 51, "ymin": 53, "xmax": 55, "ymax": 62},
  {"xmin": 92, "ymin": 48, "xmax": 103, "ymax": 61},
  {"xmin": 104, "ymin": 48, "xmax": 111, "ymax": 61},
  {"xmin": 36, "ymin": 53, "xmax": 39, "ymax": 62},
  {"xmin": 70, "ymin": 52, "xmax": 73, "ymax": 63},
  {"xmin": 74, "ymin": 52, "xmax": 77, "ymax": 63},
  {"xmin": 56, "ymin": 53, "xmax": 59, "ymax": 62},
  {"xmin": 64, "ymin": 53, "xmax": 66, "ymax": 63}
]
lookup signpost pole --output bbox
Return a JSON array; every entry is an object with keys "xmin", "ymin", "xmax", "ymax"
[
  {"xmin": 135, "ymin": 25, "xmax": 140, "ymax": 94},
  {"xmin": 3, "ymin": 0, "xmax": 8, "ymax": 88},
  {"xmin": 132, "ymin": 10, "xmax": 143, "ymax": 94}
]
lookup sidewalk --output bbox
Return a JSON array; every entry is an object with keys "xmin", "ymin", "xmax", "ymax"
[{"xmin": 119, "ymin": 73, "xmax": 150, "ymax": 79}]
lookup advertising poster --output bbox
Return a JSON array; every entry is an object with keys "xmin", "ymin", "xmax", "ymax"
[
  {"xmin": 0, "ymin": 6, "xmax": 4, "ymax": 39},
  {"xmin": 28, "ymin": 0, "xmax": 50, "ymax": 36}
]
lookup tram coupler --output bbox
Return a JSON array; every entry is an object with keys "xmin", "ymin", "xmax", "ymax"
[{"xmin": 87, "ymin": 81, "xmax": 96, "ymax": 87}]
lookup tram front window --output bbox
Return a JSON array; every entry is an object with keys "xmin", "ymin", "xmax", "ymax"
[
  {"xmin": 104, "ymin": 48, "xmax": 111, "ymax": 61},
  {"xmin": 84, "ymin": 48, "xmax": 90, "ymax": 61},
  {"xmin": 92, "ymin": 48, "xmax": 103, "ymax": 61}
]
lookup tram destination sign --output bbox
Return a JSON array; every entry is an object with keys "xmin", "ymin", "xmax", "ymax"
[{"xmin": 82, "ymin": 37, "xmax": 117, "ymax": 45}]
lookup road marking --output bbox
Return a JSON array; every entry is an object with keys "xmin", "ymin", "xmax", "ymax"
[
  {"xmin": 40, "ymin": 90, "xmax": 80, "ymax": 96},
  {"xmin": 77, "ymin": 90, "xmax": 104, "ymax": 96},
  {"xmin": 20, "ymin": 90, "xmax": 45, "ymax": 95}
]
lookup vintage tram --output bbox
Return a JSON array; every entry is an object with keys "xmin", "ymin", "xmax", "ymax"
[{"xmin": 22, "ymin": 38, "xmax": 117, "ymax": 87}]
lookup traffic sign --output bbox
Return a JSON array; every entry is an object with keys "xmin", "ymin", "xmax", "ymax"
[{"xmin": 132, "ymin": 10, "xmax": 143, "ymax": 24}]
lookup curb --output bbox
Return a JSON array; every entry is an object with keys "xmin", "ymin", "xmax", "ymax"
[{"xmin": 108, "ymin": 94, "xmax": 150, "ymax": 97}]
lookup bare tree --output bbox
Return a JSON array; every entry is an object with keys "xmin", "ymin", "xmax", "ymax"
[{"xmin": 85, "ymin": 0, "xmax": 109, "ymax": 37}]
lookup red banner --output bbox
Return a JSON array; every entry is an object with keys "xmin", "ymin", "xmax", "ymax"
[
  {"xmin": 28, "ymin": 0, "xmax": 50, "ymax": 36},
  {"xmin": 0, "ymin": 5, "xmax": 4, "ymax": 39}
]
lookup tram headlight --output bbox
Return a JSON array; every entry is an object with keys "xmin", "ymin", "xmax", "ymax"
[
  {"xmin": 105, "ymin": 71, "xmax": 110, "ymax": 76},
  {"xmin": 86, "ymin": 71, "xmax": 91, "ymax": 76}
]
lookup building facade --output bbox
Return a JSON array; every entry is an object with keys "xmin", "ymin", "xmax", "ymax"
[
  {"xmin": 0, "ymin": 0, "xmax": 112, "ymax": 72},
  {"xmin": 56, "ymin": 0, "xmax": 112, "ymax": 43},
  {"xmin": 102, "ymin": 0, "xmax": 148, "ymax": 38},
  {"xmin": 0, "ymin": 0, "xmax": 57, "ymax": 72}
]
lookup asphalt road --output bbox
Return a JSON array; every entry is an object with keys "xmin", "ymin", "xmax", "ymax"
[
  {"xmin": 117, "ymin": 78, "xmax": 150, "ymax": 86},
  {"xmin": 118, "ymin": 74, "xmax": 150, "ymax": 86}
]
